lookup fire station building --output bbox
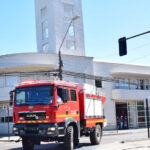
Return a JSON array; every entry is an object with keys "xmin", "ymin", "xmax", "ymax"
[
  {"xmin": 1, "ymin": 53, "xmax": 150, "ymax": 134},
  {"xmin": 0, "ymin": 0, "xmax": 150, "ymax": 134}
]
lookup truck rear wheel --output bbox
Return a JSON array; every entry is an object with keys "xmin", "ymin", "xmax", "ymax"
[
  {"xmin": 64, "ymin": 126, "xmax": 74, "ymax": 150},
  {"xmin": 22, "ymin": 137, "xmax": 34, "ymax": 150},
  {"xmin": 90, "ymin": 124, "xmax": 102, "ymax": 145}
]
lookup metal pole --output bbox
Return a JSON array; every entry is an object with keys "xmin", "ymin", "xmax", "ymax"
[
  {"xmin": 7, "ymin": 105, "xmax": 10, "ymax": 140},
  {"xmin": 58, "ymin": 15, "xmax": 80, "ymax": 80},
  {"xmin": 58, "ymin": 51, "xmax": 63, "ymax": 80},
  {"xmin": 146, "ymin": 99, "xmax": 150, "ymax": 138},
  {"xmin": 126, "ymin": 31, "xmax": 150, "ymax": 40}
]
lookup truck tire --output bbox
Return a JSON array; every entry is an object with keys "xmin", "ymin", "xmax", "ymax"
[
  {"xmin": 22, "ymin": 137, "xmax": 34, "ymax": 150},
  {"xmin": 90, "ymin": 124, "xmax": 102, "ymax": 145},
  {"xmin": 64, "ymin": 126, "xmax": 74, "ymax": 150},
  {"xmin": 74, "ymin": 133, "xmax": 79, "ymax": 148}
]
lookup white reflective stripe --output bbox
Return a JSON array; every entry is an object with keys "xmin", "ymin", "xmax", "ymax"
[{"xmin": 18, "ymin": 111, "xmax": 45, "ymax": 113}]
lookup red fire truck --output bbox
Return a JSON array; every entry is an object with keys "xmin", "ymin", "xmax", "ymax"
[{"xmin": 11, "ymin": 79, "xmax": 106, "ymax": 150}]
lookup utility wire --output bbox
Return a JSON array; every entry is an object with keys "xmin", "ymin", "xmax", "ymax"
[
  {"xmin": 98, "ymin": 42, "xmax": 150, "ymax": 59},
  {"xmin": 0, "ymin": 67, "xmax": 150, "ymax": 87}
]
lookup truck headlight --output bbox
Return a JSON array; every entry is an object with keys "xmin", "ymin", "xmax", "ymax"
[
  {"xmin": 48, "ymin": 127, "xmax": 56, "ymax": 131},
  {"xmin": 13, "ymin": 127, "xmax": 18, "ymax": 131},
  {"xmin": 13, "ymin": 127, "xmax": 19, "ymax": 134}
]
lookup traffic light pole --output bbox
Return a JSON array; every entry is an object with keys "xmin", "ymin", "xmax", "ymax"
[
  {"xmin": 126, "ymin": 30, "xmax": 150, "ymax": 40},
  {"xmin": 146, "ymin": 99, "xmax": 150, "ymax": 138}
]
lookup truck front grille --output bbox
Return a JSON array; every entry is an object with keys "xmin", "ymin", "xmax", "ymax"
[{"xmin": 19, "ymin": 111, "xmax": 46, "ymax": 121}]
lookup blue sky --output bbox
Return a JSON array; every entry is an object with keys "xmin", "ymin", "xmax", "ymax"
[{"xmin": 0, "ymin": 0, "xmax": 150, "ymax": 66}]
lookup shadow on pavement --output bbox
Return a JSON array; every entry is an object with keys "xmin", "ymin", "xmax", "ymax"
[
  {"xmin": 8, "ymin": 148, "xmax": 22, "ymax": 150},
  {"xmin": 7, "ymin": 142, "xmax": 94, "ymax": 150}
]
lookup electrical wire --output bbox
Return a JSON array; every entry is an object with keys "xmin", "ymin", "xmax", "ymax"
[
  {"xmin": 1, "ymin": 69, "xmax": 149, "ymax": 88},
  {"xmin": 97, "ymin": 42, "xmax": 150, "ymax": 59}
]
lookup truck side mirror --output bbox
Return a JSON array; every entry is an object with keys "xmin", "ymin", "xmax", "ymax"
[{"xmin": 9, "ymin": 90, "xmax": 14, "ymax": 106}]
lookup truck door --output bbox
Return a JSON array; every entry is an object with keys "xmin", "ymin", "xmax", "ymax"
[
  {"xmin": 55, "ymin": 86, "xmax": 79, "ymax": 122},
  {"xmin": 68, "ymin": 88, "xmax": 79, "ymax": 121},
  {"xmin": 56, "ymin": 86, "xmax": 70, "ymax": 122}
]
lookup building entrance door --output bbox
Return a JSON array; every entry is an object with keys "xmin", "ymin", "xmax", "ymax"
[{"xmin": 116, "ymin": 103, "xmax": 128, "ymax": 129}]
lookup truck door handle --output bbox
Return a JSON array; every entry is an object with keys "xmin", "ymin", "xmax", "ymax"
[{"xmin": 66, "ymin": 111, "xmax": 68, "ymax": 115}]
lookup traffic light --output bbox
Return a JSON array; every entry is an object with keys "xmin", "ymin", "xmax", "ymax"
[{"xmin": 118, "ymin": 37, "xmax": 127, "ymax": 56}]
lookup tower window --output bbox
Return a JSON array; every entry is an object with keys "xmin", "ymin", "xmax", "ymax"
[
  {"xmin": 41, "ymin": 7, "xmax": 47, "ymax": 19},
  {"xmin": 42, "ymin": 20, "xmax": 49, "ymax": 40},
  {"xmin": 68, "ymin": 23, "xmax": 75, "ymax": 37},
  {"xmin": 64, "ymin": 3, "xmax": 73, "ymax": 18},
  {"xmin": 42, "ymin": 43, "xmax": 49, "ymax": 52},
  {"xmin": 66, "ymin": 40, "xmax": 76, "ymax": 50}
]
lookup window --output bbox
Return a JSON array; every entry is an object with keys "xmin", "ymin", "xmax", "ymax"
[
  {"xmin": 95, "ymin": 80, "xmax": 102, "ymax": 88},
  {"xmin": 70, "ymin": 90, "xmax": 77, "ymax": 101},
  {"xmin": 140, "ymin": 79, "xmax": 144, "ymax": 90},
  {"xmin": 6, "ymin": 76, "xmax": 19, "ymax": 87},
  {"xmin": 66, "ymin": 40, "xmax": 76, "ymax": 50},
  {"xmin": 114, "ymin": 77, "xmax": 119, "ymax": 89},
  {"xmin": 145, "ymin": 79, "xmax": 149, "ymax": 90},
  {"xmin": 0, "ymin": 76, "xmax": 4, "ymax": 87},
  {"xmin": 0, "ymin": 117, "xmax": 13, "ymax": 123},
  {"xmin": 57, "ymin": 87, "xmax": 69, "ymax": 103},
  {"xmin": 0, "ymin": 117, "xmax": 5, "ymax": 123},
  {"xmin": 64, "ymin": 3, "xmax": 73, "ymax": 18},
  {"xmin": 5, "ymin": 117, "xmax": 13, "ymax": 122},
  {"xmin": 42, "ymin": 43, "xmax": 49, "ymax": 52},
  {"xmin": 68, "ymin": 23, "xmax": 75, "ymax": 37},
  {"xmin": 130, "ymin": 78, "xmax": 138, "ymax": 89},
  {"xmin": 41, "ymin": 7, "xmax": 47, "ymax": 19},
  {"xmin": 42, "ymin": 20, "xmax": 49, "ymax": 40},
  {"xmin": 15, "ymin": 85, "xmax": 53, "ymax": 106}
]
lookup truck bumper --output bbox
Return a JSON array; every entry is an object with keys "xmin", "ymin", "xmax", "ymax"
[{"xmin": 13, "ymin": 123, "xmax": 65, "ymax": 138}]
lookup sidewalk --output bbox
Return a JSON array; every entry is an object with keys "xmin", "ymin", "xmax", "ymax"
[
  {"xmin": 103, "ymin": 127, "xmax": 147, "ymax": 136},
  {"xmin": 0, "ymin": 135, "xmax": 20, "ymax": 142}
]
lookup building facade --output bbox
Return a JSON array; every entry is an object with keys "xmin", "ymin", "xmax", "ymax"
[
  {"xmin": 94, "ymin": 61, "xmax": 150, "ymax": 129},
  {"xmin": 1, "ymin": 53, "xmax": 150, "ymax": 134},
  {"xmin": 1, "ymin": 0, "xmax": 150, "ymax": 134}
]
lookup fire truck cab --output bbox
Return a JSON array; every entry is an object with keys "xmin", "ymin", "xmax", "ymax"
[{"xmin": 11, "ymin": 79, "xmax": 106, "ymax": 150}]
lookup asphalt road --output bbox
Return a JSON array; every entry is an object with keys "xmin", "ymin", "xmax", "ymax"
[{"xmin": 0, "ymin": 129, "xmax": 150, "ymax": 150}]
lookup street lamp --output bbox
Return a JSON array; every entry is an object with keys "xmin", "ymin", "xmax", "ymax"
[{"xmin": 58, "ymin": 15, "xmax": 80, "ymax": 80}]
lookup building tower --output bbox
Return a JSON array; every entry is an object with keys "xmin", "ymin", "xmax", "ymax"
[{"xmin": 35, "ymin": 0, "xmax": 85, "ymax": 56}]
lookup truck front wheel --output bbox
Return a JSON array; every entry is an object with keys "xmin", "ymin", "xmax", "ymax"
[
  {"xmin": 64, "ymin": 126, "xmax": 74, "ymax": 150},
  {"xmin": 90, "ymin": 124, "xmax": 102, "ymax": 145},
  {"xmin": 22, "ymin": 137, "xmax": 34, "ymax": 150}
]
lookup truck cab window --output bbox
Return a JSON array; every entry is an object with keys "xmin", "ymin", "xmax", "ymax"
[
  {"xmin": 57, "ymin": 87, "xmax": 69, "ymax": 103},
  {"xmin": 70, "ymin": 90, "xmax": 77, "ymax": 101}
]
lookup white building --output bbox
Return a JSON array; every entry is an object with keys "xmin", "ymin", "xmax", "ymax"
[{"xmin": 0, "ymin": 0, "xmax": 150, "ymax": 134}]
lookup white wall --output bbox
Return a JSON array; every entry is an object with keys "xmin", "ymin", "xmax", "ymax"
[{"xmin": 94, "ymin": 61, "xmax": 117, "ymax": 127}]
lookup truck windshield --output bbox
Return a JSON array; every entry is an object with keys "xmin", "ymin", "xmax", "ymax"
[{"xmin": 15, "ymin": 85, "xmax": 53, "ymax": 106}]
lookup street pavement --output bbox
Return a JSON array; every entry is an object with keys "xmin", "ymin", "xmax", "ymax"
[{"xmin": 0, "ymin": 128, "xmax": 150, "ymax": 150}]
